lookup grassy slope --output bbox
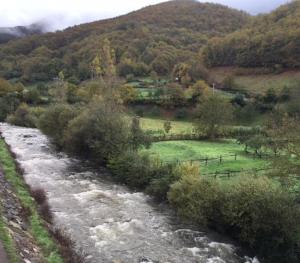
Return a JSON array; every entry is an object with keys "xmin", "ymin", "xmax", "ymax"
[
  {"xmin": 144, "ymin": 140, "xmax": 268, "ymax": 174},
  {"xmin": 211, "ymin": 67, "xmax": 300, "ymax": 94},
  {"xmin": 0, "ymin": 211, "xmax": 19, "ymax": 263},
  {"xmin": 0, "ymin": 139, "xmax": 63, "ymax": 263}
]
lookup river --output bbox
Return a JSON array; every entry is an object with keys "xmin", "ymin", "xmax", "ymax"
[{"xmin": 0, "ymin": 123, "xmax": 259, "ymax": 263}]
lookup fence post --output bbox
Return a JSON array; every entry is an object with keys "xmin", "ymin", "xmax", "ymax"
[
  {"xmin": 234, "ymin": 154, "xmax": 237, "ymax": 161},
  {"xmin": 220, "ymin": 155, "xmax": 222, "ymax": 164},
  {"xmin": 205, "ymin": 157, "xmax": 208, "ymax": 166}
]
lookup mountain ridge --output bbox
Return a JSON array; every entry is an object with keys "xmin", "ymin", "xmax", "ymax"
[{"xmin": 0, "ymin": 0, "xmax": 249, "ymax": 82}]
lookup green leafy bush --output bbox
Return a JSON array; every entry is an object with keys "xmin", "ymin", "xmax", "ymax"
[
  {"xmin": 108, "ymin": 151, "xmax": 180, "ymax": 199},
  {"xmin": 6, "ymin": 103, "xmax": 37, "ymax": 127},
  {"xmin": 38, "ymin": 104, "xmax": 78, "ymax": 147},
  {"xmin": 222, "ymin": 177, "xmax": 300, "ymax": 263},
  {"xmin": 168, "ymin": 175, "xmax": 300, "ymax": 263},
  {"xmin": 63, "ymin": 101, "xmax": 131, "ymax": 162}
]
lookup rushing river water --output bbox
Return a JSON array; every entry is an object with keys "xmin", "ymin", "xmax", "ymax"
[{"xmin": 0, "ymin": 123, "xmax": 259, "ymax": 263}]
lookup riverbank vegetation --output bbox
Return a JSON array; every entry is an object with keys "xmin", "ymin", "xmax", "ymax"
[
  {"xmin": 0, "ymin": 0, "xmax": 300, "ymax": 262},
  {"xmin": 0, "ymin": 210, "xmax": 20, "ymax": 263},
  {"xmin": 1, "ymin": 61, "xmax": 300, "ymax": 263},
  {"xmin": 0, "ymin": 139, "xmax": 85, "ymax": 263},
  {"xmin": 0, "ymin": 139, "xmax": 64, "ymax": 263}
]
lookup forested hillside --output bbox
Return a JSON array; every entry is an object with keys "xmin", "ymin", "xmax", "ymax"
[
  {"xmin": 202, "ymin": 0, "xmax": 300, "ymax": 68},
  {"xmin": 0, "ymin": 0, "xmax": 248, "ymax": 82},
  {"xmin": 0, "ymin": 24, "xmax": 45, "ymax": 44}
]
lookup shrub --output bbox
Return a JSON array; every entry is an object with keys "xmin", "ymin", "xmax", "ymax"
[
  {"xmin": 0, "ymin": 93, "xmax": 21, "ymax": 121},
  {"xmin": 31, "ymin": 188, "xmax": 47, "ymax": 205},
  {"xmin": 108, "ymin": 151, "xmax": 155, "ymax": 189},
  {"xmin": 38, "ymin": 104, "xmax": 78, "ymax": 147},
  {"xmin": 109, "ymin": 151, "xmax": 180, "ymax": 199},
  {"xmin": 168, "ymin": 174, "xmax": 300, "ymax": 263},
  {"xmin": 63, "ymin": 101, "xmax": 131, "ymax": 162},
  {"xmin": 223, "ymin": 177, "xmax": 300, "ymax": 263},
  {"xmin": 6, "ymin": 103, "xmax": 37, "ymax": 127},
  {"xmin": 145, "ymin": 162, "xmax": 180, "ymax": 200},
  {"xmin": 168, "ymin": 173, "xmax": 223, "ymax": 226},
  {"xmin": 174, "ymin": 108, "xmax": 188, "ymax": 119}
]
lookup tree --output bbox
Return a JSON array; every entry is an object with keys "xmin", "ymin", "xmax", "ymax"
[
  {"xmin": 63, "ymin": 100, "xmax": 130, "ymax": 163},
  {"xmin": 266, "ymin": 113, "xmax": 300, "ymax": 179},
  {"xmin": 187, "ymin": 80, "xmax": 209, "ymax": 103},
  {"xmin": 222, "ymin": 75, "xmax": 235, "ymax": 90},
  {"xmin": 129, "ymin": 117, "xmax": 151, "ymax": 151},
  {"xmin": 91, "ymin": 55, "xmax": 103, "ymax": 79},
  {"xmin": 164, "ymin": 121, "xmax": 172, "ymax": 134},
  {"xmin": 194, "ymin": 95, "xmax": 233, "ymax": 139},
  {"xmin": 119, "ymin": 85, "xmax": 138, "ymax": 103},
  {"xmin": 167, "ymin": 83, "xmax": 186, "ymax": 106},
  {"xmin": 38, "ymin": 104, "xmax": 78, "ymax": 147},
  {"xmin": 91, "ymin": 39, "xmax": 116, "ymax": 80},
  {"xmin": 6, "ymin": 103, "xmax": 36, "ymax": 127},
  {"xmin": 172, "ymin": 63, "xmax": 192, "ymax": 88}
]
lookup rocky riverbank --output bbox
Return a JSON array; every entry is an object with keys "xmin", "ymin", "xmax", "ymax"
[
  {"xmin": 0, "ymin": 168, "xmax": 43, "ymax": 263},
  {"xmin": 0, "ymin": 135, "xmax": 86, "ymax": 263}
]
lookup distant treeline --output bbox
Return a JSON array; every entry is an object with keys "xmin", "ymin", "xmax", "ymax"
[
  {"xmin": 0, "ymin": 1, "xmax": 248, "ymax": 82},
  {"xmin": 202, "ymin": 1, "xmax": 300, "ymax": 68}
]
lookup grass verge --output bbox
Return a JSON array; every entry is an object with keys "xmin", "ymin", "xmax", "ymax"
[
  {"xmin": 0, "ymin": 139, "xmax": 64, "ymax": 263},
  {"xmin": 0, "ymin": 208, "xmax": 20, "ymax": 263}
]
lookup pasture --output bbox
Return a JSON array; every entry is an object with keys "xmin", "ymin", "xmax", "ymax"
[
  {"xmin": 143, "ymin": 140, "xmax": 269, "ymax": 175},
  {"xmin": 211, "ymin": 67, "xmax": 300, "ymax": 94},
  {"xmin": 140, "ymin": 117, "xmax": 194, "ymax": 134}
]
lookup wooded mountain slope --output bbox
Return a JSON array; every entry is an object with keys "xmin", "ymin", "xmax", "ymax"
[
  {"xmin": 202, "ymin": 0, "xmax": 300, "ymax": 68},
  {"xmin": 0, "ymin": 0, "xmax": 249, "ymax": 82},
  {"xmin": 0, "ymin": 24, "xmax": 45, "ymax": 44}
]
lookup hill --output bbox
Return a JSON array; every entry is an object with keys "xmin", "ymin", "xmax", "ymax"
[
  {"xmin": 0, "ymin": 24, "xmax": 45, "ymax": 44},
  {"xmin": 0, "ymin": 0, "xmax": 249, "ymax": 82},
  {"xmin": 202, "ymin": 0, "xmax": 300, "ymax": 69}
]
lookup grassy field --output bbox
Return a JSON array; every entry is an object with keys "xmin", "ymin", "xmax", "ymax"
[
  {"xmin": 140, "ymin": 117, "xmax": 194, "ymax": 134},
  {"xmin": 144, "ymin": 140, "xmax": 268, "ymax": 174},
  {"xmin": 136, "ymin": 88, "xmax": 158, "ymax": 98},
  {"xmin": 211, "ymin": 67, "xmax": 300, "ymax": 94}
]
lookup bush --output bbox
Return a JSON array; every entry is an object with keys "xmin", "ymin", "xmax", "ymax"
[
  {"xmin": 38, "ymin": 104, "xmax": 78, "ymax": 147},
  {"xmin": 31, "ymin": 188, "xmax": 47, "ymax": 205},
  {"xmin": 109, "ymin": 151, "xmax": 180, "ymax": 199},
  {"xmin": 0, "ymin": 93, "xmax": 21, "ymax": 121},
  {"xmin": 168, "ymin": 175, "xmax": 300, "ymax": 263},
  {"xmin": 168, "ymin": 173, "xmax": 223, "ymax": 226},
  {"xmin": 174, "ymin": 108, "xmax": 188, "ymax": 119},
  {"xmin": 6, "ymin": 103, "xmax": 37, "ymax": 127},
  {"xmin": 222, "ymin": 177, "xmax": 300, "ymax": 263},
  {"xmin": 108, "ymin": 151, "xmax": 155, "ymax": 189},
  {"xmin": 63, "ymin": 101, "xmax": 131, "ymax": 162}
]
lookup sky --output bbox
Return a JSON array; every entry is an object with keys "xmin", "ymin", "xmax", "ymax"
[{"xmin": 0, "ymin": 0, "xmax": 291, "ymax": 31}]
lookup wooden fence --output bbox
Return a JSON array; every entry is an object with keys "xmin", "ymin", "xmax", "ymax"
[
  {"xmin": 166, "ymin": 153, "xmax": 238, "ymax": 166},
  {"xmin": 203, "ymin": 167, "xmax": 273, "ymax": 179}
]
